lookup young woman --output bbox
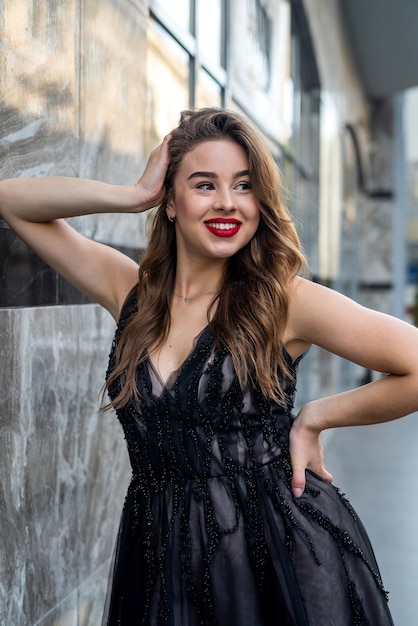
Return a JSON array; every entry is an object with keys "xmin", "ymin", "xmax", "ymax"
[{"xmin": 1, "ymin": 107, "xmax": 416, "ymax": 625}]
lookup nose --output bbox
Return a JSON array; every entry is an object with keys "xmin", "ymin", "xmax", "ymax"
[{"xmin": 214, "ymin": 186, "xmax": 236, "ymax": 211}]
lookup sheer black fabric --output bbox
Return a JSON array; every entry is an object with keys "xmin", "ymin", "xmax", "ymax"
[{"xmin": 103, "ymin": 289, "xmax": 394, "ymax": 626}]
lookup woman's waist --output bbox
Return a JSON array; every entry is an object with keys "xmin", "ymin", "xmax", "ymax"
[{"xmin": 128, "ymin": 442, "xmax": 291, "ymax": 490}]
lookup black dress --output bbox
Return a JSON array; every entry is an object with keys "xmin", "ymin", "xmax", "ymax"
[{"xmin": 103, "ymin": 289, "xmax": 394, "ymax": 626}]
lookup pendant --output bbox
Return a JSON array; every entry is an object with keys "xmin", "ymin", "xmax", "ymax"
[{"xmin": 184, "ymin": 297, "xmax": 191, "ymax": 303}]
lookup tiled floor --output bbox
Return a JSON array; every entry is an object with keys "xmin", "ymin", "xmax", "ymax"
[{"xmin": 324, "ymin": 412, "xmax": 418, "ymax": 626}]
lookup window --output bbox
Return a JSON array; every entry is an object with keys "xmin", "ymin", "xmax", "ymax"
[
  {"xmin": 146, "ymin": 20, "xmax": 190, "ymax": 144},
  {"xmin": 196, "ymin": 68, "xmax": 223, "ymax": 108},
  {"xmin": 155, "ymin": 0, "xmax": 190, "ymax": 32},
  {"xmin": 229, "ymin": 0, "xmax": 290, "ymax": 142},
  {"xmin": 146, "ymin": 0, "xmax": 227, "ymax": 142},
  {"xmin": 246, "ymin": 0, "xmax": 272, "ymax": 91},
  {"xmin": 197, "ymin": 0, "xmax": 223, "ymax": 66},
  {"xmin": 282, "ymin": 0, "xmax": 320, "ymax": 276}
]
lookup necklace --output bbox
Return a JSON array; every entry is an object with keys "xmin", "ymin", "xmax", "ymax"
[{"xmin": 173, "ymin": 288, "xmax": 218, "ymax": 303}]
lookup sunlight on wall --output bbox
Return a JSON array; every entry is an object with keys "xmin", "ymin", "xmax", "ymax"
[{"xmin": 319, "ymin": 92, "xmax": 342, "ymax": 279}]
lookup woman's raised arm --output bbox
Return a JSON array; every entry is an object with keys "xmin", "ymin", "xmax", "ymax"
[{"xmin": 0, "ymin": 135, "xmax": 171, "ymax": 319}]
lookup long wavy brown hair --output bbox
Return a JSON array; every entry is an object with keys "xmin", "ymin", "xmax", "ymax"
[{"xmin": 104, "ymin": 107, "xmax": 307, "ymax": 409}]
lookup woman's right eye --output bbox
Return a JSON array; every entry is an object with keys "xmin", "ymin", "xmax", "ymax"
[{"xmin": 196, "ymin": 182, "xmax": 214, "ymax": 190}]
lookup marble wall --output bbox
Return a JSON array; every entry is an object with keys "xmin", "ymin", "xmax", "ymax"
[
  {"xmin": 0, "ymin": 305, "xmax": 127, "ymax": 625},
  {"xmin": 0, "ymin": 1, "xmax": 150, "ymax": 624}
]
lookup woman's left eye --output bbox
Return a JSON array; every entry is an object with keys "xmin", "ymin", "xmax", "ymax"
[
  {"xmin": 236, "ymin": 181, "xmax": 251, "ymax": 190},
  {"xmin": 197, "ymin": 182, "xmax": 213, "ymax": 190}
]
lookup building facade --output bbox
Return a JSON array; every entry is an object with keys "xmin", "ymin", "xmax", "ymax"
[{"xmin": 0, "ymin": 1, "xmax": 401, "ymax": 623}]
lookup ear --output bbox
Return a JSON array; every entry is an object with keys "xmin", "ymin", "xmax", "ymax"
[{"xmin": 166, "ymin": 193, "xmax": 175, "ymax": 216}]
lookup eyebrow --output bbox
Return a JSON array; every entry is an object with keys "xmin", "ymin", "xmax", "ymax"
[{"xmin": 187, "ymin": 169, "xmax": 250, "ymax": 180}]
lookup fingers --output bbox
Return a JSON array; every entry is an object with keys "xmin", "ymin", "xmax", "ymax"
[
  {"xmin": 320, "ymin": 467, "xmax": 333, "ymax": 484},
  {"xmin": 152, "ymin": 133, "xmax": 172, "ymax": 158},
  {"xmin": 291, "ymin": 463, "xmax": 334, "ymax": 499},
  {"xmin": 289, "ymin": 424, "xmax": 333, "ymax": 498},
  {"xmin": 149, "ymin": 134, "xmax": 171, "ymax": 164},
  {"xmin": 135, "ymin": 135, "xmax": 173, "ymax": 210},
  {"xmin": 291, "ymin": 468, "xmax": 306, "ymax": 498},
  {"xmin": 291, "ymin": 465, "xmax": 333, "ymax": 498}
]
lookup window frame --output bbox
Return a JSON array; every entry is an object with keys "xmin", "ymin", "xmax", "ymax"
[{"xmin": 149, "ymin": 0, "xmax": 228, "ymax": 107}]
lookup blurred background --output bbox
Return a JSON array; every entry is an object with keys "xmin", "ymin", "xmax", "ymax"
[{"xmin": 1, "ymin": 1, "xmax": 417, "ymax": 624}]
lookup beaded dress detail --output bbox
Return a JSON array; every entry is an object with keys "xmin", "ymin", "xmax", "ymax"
[{"xmin": 103, "ymin": 289, "xmax": 393, "ymax": 626}]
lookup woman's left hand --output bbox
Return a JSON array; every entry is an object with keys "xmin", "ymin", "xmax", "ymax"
[{"xmin": 289, "ymin": 402, "xmax": 333, "ymax": 498}]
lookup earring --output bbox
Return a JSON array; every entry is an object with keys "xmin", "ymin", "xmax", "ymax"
[{"xmin": 167, "ymin": 215, "xmax": 175, "ymax": 222}]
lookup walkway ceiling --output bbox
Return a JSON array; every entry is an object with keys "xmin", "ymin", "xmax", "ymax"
[{"xmin": 341, "ymin": 0, "xmax": 418, "ymax": 98}]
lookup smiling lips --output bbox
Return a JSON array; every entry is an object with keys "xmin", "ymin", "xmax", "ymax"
[{"xmin": 204, "ymin": 219, "xmax": 241, "ymax": 238}]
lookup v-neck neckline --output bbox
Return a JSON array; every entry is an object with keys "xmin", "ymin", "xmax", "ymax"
[{"xmin": 147, "ymin": 325, "xmax": 212, "ymax": 390}]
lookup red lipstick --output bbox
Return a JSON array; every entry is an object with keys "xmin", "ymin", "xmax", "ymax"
[{"xmin": 204, "ymin": 218, "xmax": 241, "ymax": 238}]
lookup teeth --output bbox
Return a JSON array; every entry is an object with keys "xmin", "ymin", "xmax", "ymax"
[{"xmin": 207, "ymin": 222, "xmax": 239, "ymax": 230}]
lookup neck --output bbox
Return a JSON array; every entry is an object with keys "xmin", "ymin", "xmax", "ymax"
[{"xmin": 173, "ymin": 261, "xmax": 225, "ymax": 297}]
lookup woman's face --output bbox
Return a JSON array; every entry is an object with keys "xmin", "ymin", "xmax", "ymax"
[{"xmin": 167, "ymin": 139, "xmax": 260, "ymax": 263}]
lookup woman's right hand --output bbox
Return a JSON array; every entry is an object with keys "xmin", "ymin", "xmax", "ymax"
[{"xmin": 134, "ymin": 133, "xmax": 172, "ymax": 212}]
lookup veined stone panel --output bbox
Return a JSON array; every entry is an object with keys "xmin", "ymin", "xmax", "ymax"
[
  {"xmin": 30, "ymin": 559, "xmax": 112, "ymax": 626},
  {"xmin": 0, "ymin": 305, "xmax": 79, "ymax": 624},
  {"xmin": 0, "ymin": 305, "xmax": 129, "ymax": 625},
  {"xmin": 0, "ymin": 0, "xmax": 151, "ymax": 282},
  {"xmin": 0, "ymin": 0, "xmax": 79, "ymax": 179},
  {"xmin": 0, "ymin": 0, "xmax": 80, "ymax": 310},
  {"xmin": 75, "ymin": 304, "xmax": 131, "ymax": 585},
  {"xmin": 77, "ymin": 0, "xmax": 151, "ymax": 250}
]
